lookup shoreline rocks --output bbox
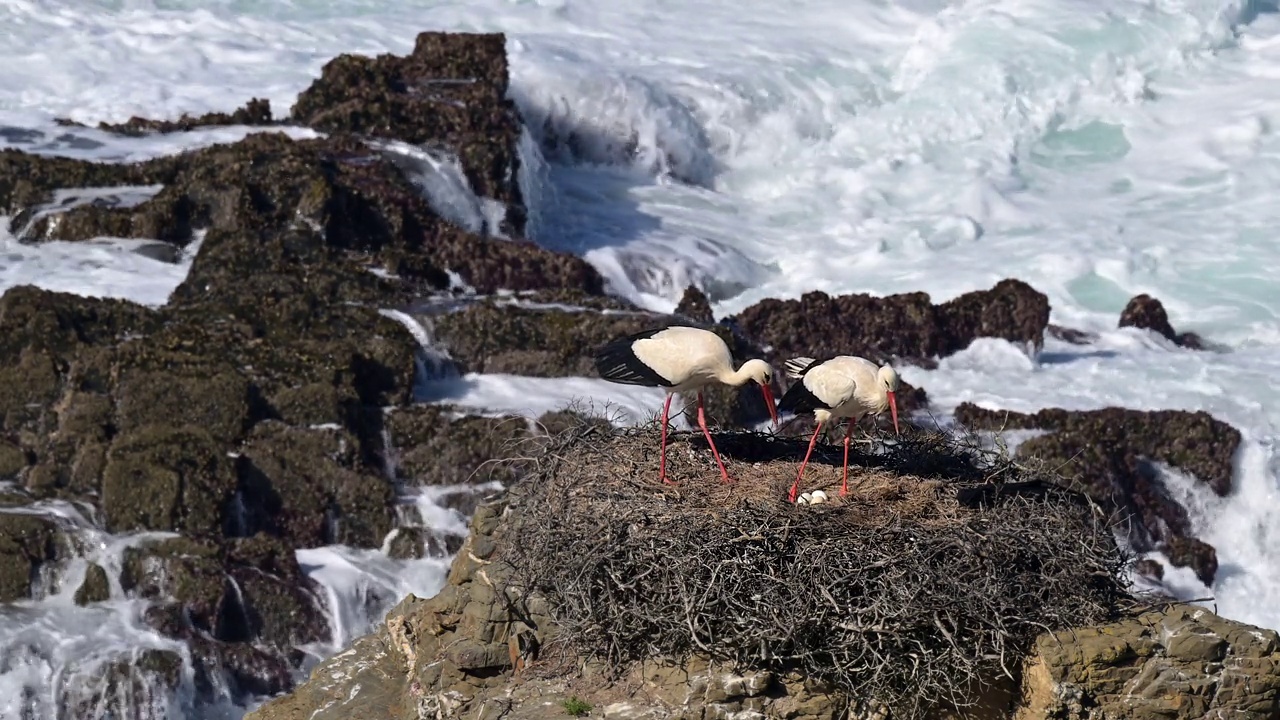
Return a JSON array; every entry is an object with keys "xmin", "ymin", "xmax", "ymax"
[
  {"xmin": 1119, "ymin": 293, "xmax": 1205, "ymax": 349},
  {"xmin": 0, "ymin": 30, "xmax": 588, "ymax": 714},
  {"xmin": 954, "ymin": 403, "xmax": 1239, "ymax": 586},
  {"xmin": 0, "ymin": 24, "xmax": 1260, "ymax": 720}
]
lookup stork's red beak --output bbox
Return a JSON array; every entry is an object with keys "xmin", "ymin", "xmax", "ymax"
[
  {"xmin": 887, "ymin": 391, "xmax": 900, "ymax": 435},
  {"xmin": 761, "ymin": 383, "xmax": 779, "ymax": 429}
]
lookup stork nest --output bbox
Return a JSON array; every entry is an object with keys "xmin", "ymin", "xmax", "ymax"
[{"xmin": 498, "ymin": 419, "xmax": 1132, "ymax": 719}]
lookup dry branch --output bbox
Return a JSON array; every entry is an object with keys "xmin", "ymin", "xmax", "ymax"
[{"xmin": 498, "ymin": 420, "xmax": 1132, "ymax": 719}]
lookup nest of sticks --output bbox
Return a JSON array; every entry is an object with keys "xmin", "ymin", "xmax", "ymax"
[{"xmin": 498, "ymin": 419, "xmax": 1132, "ymax": 719}]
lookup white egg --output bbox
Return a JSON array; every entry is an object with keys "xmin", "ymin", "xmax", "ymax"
[
  {"xmin": 797, "ymin": 492, "xmax": 812, "ymax": 505},
  {"xmin": 810, "ymin": 490, "xmax": 829, "ymax": 504}
]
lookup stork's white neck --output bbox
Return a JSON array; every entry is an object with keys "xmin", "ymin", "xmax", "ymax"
[{"xmin": 716, "ymin": 358, "xmax": 768, "ymax": 387}]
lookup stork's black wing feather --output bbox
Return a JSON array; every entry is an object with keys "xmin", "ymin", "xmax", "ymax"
[
  {"xmin": 778, "ymin": 356, "xmax": 837, "ymax": 414},
  {"xmin": 592, "ymin": 326, "xmax": 679, "ymax": 387}
]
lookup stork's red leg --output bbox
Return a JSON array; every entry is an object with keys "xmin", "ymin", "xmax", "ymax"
[
  {"xmin": 841, "ymin": 418, "xmax": 856, "ymax": 496},
  {"xmin": 659, "ymin": 393, "xmax": 674, "ymax": 484},
  {"xmin": 789, "ymin": 420, "xmax": 824, "ymax": 503},
  {"xmin": 696, "ymin": 392, "xmax": 733, "ymax": 484}
]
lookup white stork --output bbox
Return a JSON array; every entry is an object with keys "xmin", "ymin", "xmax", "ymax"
[
  {"xmin": 778, "ymin": 355, "xmax": 901, "ymax": 502},
  {"xmin": 594, "ymin": 325, "xmax": 779, "ymax": 484}
]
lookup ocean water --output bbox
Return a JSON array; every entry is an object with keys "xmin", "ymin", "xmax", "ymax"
[{"xmin": 2, "ymin": 0, "xmax": 1279, "ymax": 716}]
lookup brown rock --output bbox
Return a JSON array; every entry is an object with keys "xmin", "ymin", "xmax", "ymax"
[
  {"xmin": 1119, "ymin": 293, "xmax": 1204, "ymax": 349},
  {"xmin": 730, "ymin": 278, "xmax": 1050, "ymax": 367},
  {"xmin": 0, "ymin": 439, "xmax": 25, "ymax": 479},
  {"xmin": 1134, "ymin": 558, "xmax": 1164, "ymax": 581},
  {"xmin": 955, "ymin": 403, "xmax": 1239, "ymax": 584},
  {"xmin": 1020, "ymin": 604, "xmax": 1280, "ymax": 720},
  {"xmin": 0, "ymin": 512, "xmax": 68, "ymax": 601},
  {"xmin": 291, "ymin": 32, "xmax": 525, "ymax": 235},
  {"xmin": 237, "ymin": 421, "xmax": 394, "ymax": 549},
  {"xmin": 385, "ymin": 406, "xmax": 531, "ymax": 487},
  {"xmin": 100, "ymin": 425, "xmax": 236, "ymax": 535},
  {"xmin": 86, "ymin": 97, "xmax": 276, "ymax": 136},
  {"xmin": 73, "ymin": 562, "xmax": 110, "ymax": 605},
  {"xmin": 1164, "ymin": 534, "xmax": 1218, "ymax": 586},
  {"xmin": 673, "ymin": 285, "xmax": 715, "ymax": 324}
]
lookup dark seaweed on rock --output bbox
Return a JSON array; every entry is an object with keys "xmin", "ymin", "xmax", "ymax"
[
  {"xmin": 55, "ymin": 97, "xmax": 277, "ymax": 136},
  {"xmin": 954, "ymin": 403, "xmax": 1239, "ymax": 586},
  {"xmin": 730, "ymin": 278, "xmax": 1050, "ymax": 367},
  {"xmin": 499, "ymin": 421, "xmax": 1130, "ymax": 720},
  {"xmin": 0, "ymin": 29, "xmax": 609, "ymax": 707},
  {"xmin": 1118, "ymin": 293, "xmax": 1205, "ymax": 349}
]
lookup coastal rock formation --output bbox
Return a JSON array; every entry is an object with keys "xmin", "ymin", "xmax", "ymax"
[
  {"xmin": 954, "ymin": 403, "xmax": 1240, "ymax": 586},
  {"xmin": 0, "ymin": 24, "xmax": 1261, "ymax": 720},
  {"xmin": 0, "ymin": 30, "xmax": 594, "ymax": 715},
  {"xmin": 730, "ymin": 278, "xmax": 1050, "ymax": 367},
  {"xmin": 1118, "ymin": 293, "xmax": 1205, "ymax": 349},
  {"xmin": 57, "ymin": 97, "xmax": 277, "ymax": 136},
  {"xmin": 1019, "ymin": 604, "xmax": 1279, "ymax": 719}
]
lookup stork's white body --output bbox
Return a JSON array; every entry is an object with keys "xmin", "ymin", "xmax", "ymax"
[
  {"xmin": 780, "ymin": 355, "xmax": 901, "ymax": 502},
  {"xmin": 783, "ymin": 355, "xmax": 894, "ymax": 426},
  {"xmin": 631, "ymin": 326, "xmax": 741, "ymax": 392},
  {"xmin": 593, "ymin": 325, "xmax": 778, "ymax": 485}
]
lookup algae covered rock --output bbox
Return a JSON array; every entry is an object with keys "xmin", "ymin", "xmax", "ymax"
[
  {"xmin": 1118, "ymin": 293, "xmax": 1204, "ymax": 349},
  {"xmin": 122, "ymin": 533, "xmax": 329, "ymax": 650},
  {"xmin": 0, "ymin": 440, "xmax": 25, "ymax": 479},
  {"xmin": 385, "ymin": 405, "xmax": 532, "ymax": 486},
  {"xmin": 73, "ymin": 562, "xmax": 111, "ymax": 605},
  {"xmin": 0, "ymin": 512, "xmax": 69, "ymax": 601},
  {"xmin": 101, "ymin": 425, "xmax": 237, "ymax": 535},
  {"xmin": 58, "ymin": 648, "xmax": 186, "ymax": 720},
  {"xmin": 955, "ymin": 403, "xmax": 1239, "ymax": 585},
  {"xmin": 290, "ymin": 31, "xmax": 526, "ymax": 234},
  {"xmin": 730, "ymin": 278, "xmax": 1050, "ymax": 367},
  {"xmin": 237, "ymin": 421, "xmax": 394, "ymax": 549},
  {"xmin": 122, "ymin": 537, "xmax": 228, "ymax": 636},
  {"xmin": 85, "ymin": 97, "xmax": 275, "ymax": 136},
  {"xmin": 428, "ymin": 295, "xmax": 662, "ymax": 377}
]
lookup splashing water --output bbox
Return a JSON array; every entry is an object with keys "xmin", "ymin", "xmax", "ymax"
[{"xmin": 1, "ymin": 0, "xmax": 1280, "ymax": 717}]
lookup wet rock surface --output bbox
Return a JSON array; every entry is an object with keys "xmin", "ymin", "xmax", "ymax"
[
  {"xmin": 0, "ymin": 512, "xmax": 69, "ymax": 602},
  {"xmin": 730, "ymin": 278, "xmax": 1050, "ymax": 367},
  {"xmin": 955, "ymin": 403, "xmax": 1240, "ymax": 585},
  {"xmin": 56, "ymin": 97, "xmax": 277, "ymax": 136},
  {"xmin": 1119, "ymin": 293, "xmax": 1205, "ymax": 349},
  {"xmin": 0, "ymin": 30, "xmax": 611, "ymax": 714}
]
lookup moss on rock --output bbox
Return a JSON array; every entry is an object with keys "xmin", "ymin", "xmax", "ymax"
[
  {"xmin": 237, "ymin": 421, "xmax": 394, "ymax": 548},
  {"xmin": 385, "ymin": 406, "xmax": 530, "ymax": 486},
  {"xmin": 101, "ymin": 426, "xmax": 237, "ymax": 535},
  {"xmin": 74, "ymin": 562, "xmax": 111, "ymax": 605},
  {"xmin": 122, "ymin": 537, "xmax": 227, "ymax": 635},
  {"xmin": 730, "ymin": 278, "xmax": 1050, "ymax": 367},
  {"xmin": 0, "ymin": 512, "xmax": 68, "ymax": 601},
  {"xmin": 955, "ymin": 403, "xmax": 1240, "ymax": 586},
  {"xmin": 0, "ymin": 439, "xmax": 26, "ymax": 479}
]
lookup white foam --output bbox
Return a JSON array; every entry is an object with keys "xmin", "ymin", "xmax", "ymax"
[
  {"xmin": 0, "ymin": 217, "xmax": 198, "ymax": 306},
  {"xmin": 0, "ymin": 504, "xmax": 218, "ymax": 720},
  {"xmin": 374, "ymin": 140, "xmax": 509, "ymax": 238},
  {"xmin": 296, "ymin": 479, "xmax": 503, "ymax": 657},
  {"xmin": 0, "ymin": 4, "xmax": 1278, "ymax": 720},
  {"xmin": 416, "ymin": 372, "xmax": 682, "ymax": 428}
]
